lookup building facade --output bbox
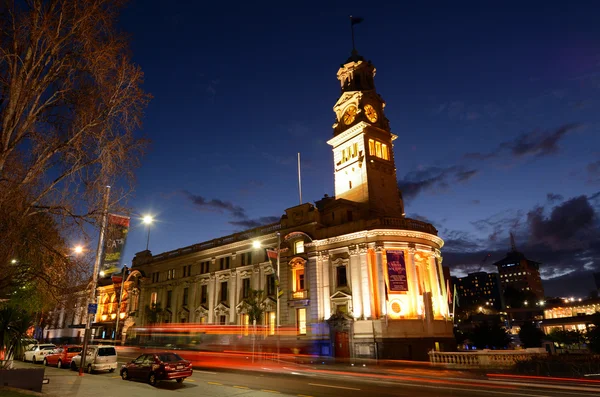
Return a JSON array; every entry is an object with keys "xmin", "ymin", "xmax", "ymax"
[
  {"xmin": 541, "ymin": 297, "xmax": 600, "ymax": 334},
  {"xmin": 494, "ymin": 237, "xmax": 544, "ymax": 299},
  {"xmin": 130, "ymin": 49, "xmax": 453, "ymax": 360},
  {"xmin": 452, "ymin": 271, "xmax": 504, "ymax": 311}
]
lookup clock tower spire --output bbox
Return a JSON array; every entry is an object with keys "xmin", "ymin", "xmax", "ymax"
[{"xmin": 327, "ymin": 49, "xmax": 405, "ymax": 217}]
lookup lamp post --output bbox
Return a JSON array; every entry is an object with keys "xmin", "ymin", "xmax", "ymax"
[
  {"xmin": 143, "ymin": 215, "xmax": 153, "ymax": 251},
  {"xmin": 80, "ymin": 185, "xmax": 111, "ymax": 376},
  {"xmin": 252, "ymin": 232, "xmax": 281, "ymax": 360},
  {"xmin": 113, "ymin": 265, "xmax": 129, "ymax": 345}
]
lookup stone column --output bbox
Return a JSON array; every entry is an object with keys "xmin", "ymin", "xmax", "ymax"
[
  {"xmin": 375, "ymin": 245, "xmax": 387, "ymax": 317},
  {"xmin": 322, "ymin": 252, "xmax": 331, "ymax": 320},
  {"xmin": 208, "ymin": 274, "xmax": 216, "ymax": 324},
  {"xmin": 349, "ymin": 245, "xmax": 363, "ymax": 319},
  {"xmin": 189, "ymin": 281, "xmax": 198, "ymax": 320},
  {"xmin": 315, "ymin": 252, "xmax": 324, "ymax": 321},
  {"xmin": 359, "ymin": 244, "xmax": 372, "ymax": 319},
  {"xmin": 252, "ymin": 265, "xmax": 260, "ymax": 290},
  {"xmin": 307, "ymin": 251, "xmax": 319, "ymax": 322},
  {"xmin": 407, "ymin": 247, "xmax": 421, "ymax": 317},
  {"xmin": 229, "ymin": 270, "xmax": 237, "ymax": 324},
  {"xmin": 427, "ymin": 253, "xmax": 442, "ymax": 317}
]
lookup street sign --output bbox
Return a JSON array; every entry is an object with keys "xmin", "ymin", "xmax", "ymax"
[{"xmin": 88, "ymin": 303, "xmax": 98, "ymax": 315}]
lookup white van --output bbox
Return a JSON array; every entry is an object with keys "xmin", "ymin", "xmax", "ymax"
[{"xmin": 70, "ymin": 345, "xmax": 117, "ymax": 373}]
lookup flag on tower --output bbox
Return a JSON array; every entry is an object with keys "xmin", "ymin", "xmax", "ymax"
[{"xmin": 350, "ymin": 16, "xmax": 364, "ymax": 25}]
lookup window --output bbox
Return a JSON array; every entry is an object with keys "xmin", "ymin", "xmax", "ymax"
[
  {"xmin": 166, "ymin": 290, "xmax": 172, "ymax": 308},
  {"xmin": 382, "ymin": 143, "xmax": 389, "ymax": 160},
  {"xmin": 200, "ymin": 285, "xmax": 208, "ymax": 304},
  {"xmin": 220, "ymin": 257, "xmax": 231, "ymax": 270},
  {"xmin": 368, "ymin": 138, "xmax": 389, "ymax": 161},
  {"xmin": 183, "ymin": 287, "xmax": 189, "ymax": 306},
  {"xmin": 266, "ymin": 311, "xmax": 276, "ymax": 335},
  {"xmin": 240, "ymin": 314, "xmax": 249, "ymax": 335},
  {"xmin": 266, "ymin": 274, "xmax": 276, "ymax": 296},
  {"xmin": 182, "ymin": 265, "xmax": 192, "ymax": 277},
  {"xmin": 294, "ymin": 268, "xmax": 305, "ymax": 291},
  {"xmin": 337, "ymin": 266, "xmax": 348, "ymax": 287},
  {"xmin": 200, "ymin": 261, "xmax": 210, "ymax": 274},
  {"xmin": 297, "ymin": 308, "xmax": 306, "ymax": 335},
  {"xmin": 151, "ymin": 272, "xmax": 159, "ymax": 283},
  {"xmin": 369, "ymin": 139, "xmax": 375, "ymax": 155},
  {"xmin": 242, "ymin": 278, "xmax": 250, "ymax": 299},
  {"xmin": 150, "ymin": 292, "xmax": 157, "ymax": 306},
  {"xmin": 219, "ymin": 315, "xmax": 227, "ymax": 325},
  {"xmin": 241, "ymin": 252, "xmax": 252, "ymax": 266},
  {"xmin": 295, "ymin": 240, "xmax": 304, "ymax": 254},
  {"xmin": 375, "ymin": 141, "xmax": 381, "ymax": 158},
  {"xmin": 220, "ymin": 281, "xmax": 228, "ymax": 302},
  {"xmin": 167, "ymin": 269, "xmax": 175, "ymax": 280}
]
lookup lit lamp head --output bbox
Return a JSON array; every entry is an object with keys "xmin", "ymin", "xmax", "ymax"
[
  {"xmin": 74, "ymin": 245, "xmax": 84, "ymax": 254},
  {"xmin": 11, "ymin": 259, "xmax": 17, "ymax": 264},
  {"xmin": 99, "ymin": 270, "xmax": 105, "ymax": 277},
  {"xmin": 252, "ymin": 241, "xmax": 262, "ymax": 249},
  {"xmin": 142, "ymin": 215, "xmax": 154, "ymax": 225}
]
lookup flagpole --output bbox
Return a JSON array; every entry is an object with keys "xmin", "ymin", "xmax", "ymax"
[
  {"xmin": 297, "ymin": 153, "xmax": 302, "ymax": 205},
  {"xmin": 80, "ymin": 185, "xmax": 111, "ymax": 376}
]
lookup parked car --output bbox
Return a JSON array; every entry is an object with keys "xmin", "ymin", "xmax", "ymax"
[
  {"xmin": 43, "ymin": 345, "xmax": 82, "ymax": 368},
  {"xmin": 70, "ymin": 345, "xmax": 117, "ymax": 373},
  {"xmin": 23, "ymin": 344, "xmax": 56, "ymax": 364},
  {"xmin": 120, "ymin": 352, "xmax": 193, "ymax": 386}
]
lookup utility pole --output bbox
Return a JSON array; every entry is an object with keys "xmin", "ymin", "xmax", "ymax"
[{"xmin": 79, "ymin": 185, "xmax": 110, "ymax": 375}]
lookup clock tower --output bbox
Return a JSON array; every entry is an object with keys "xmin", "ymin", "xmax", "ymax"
[{"xmin": 327, "ymin": 51, "xmax": 405, "ymax": 217}]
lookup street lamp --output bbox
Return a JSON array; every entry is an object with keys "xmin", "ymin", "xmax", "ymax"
[
  {"xmin": 142, "ymin": 215, "xmax": 154, "ymax": 251},
  {"xmin": 73, "ymin": 245, "xmax": 84, "ymax": 255},
  {"xmin": 10, "ymin": 259, "xmax": 17, "ymax": 264}
]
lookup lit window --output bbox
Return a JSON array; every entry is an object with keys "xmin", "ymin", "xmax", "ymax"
[
  {"xmin": 297, "ymin": 308, "xmax": 306, "ymax": 335},
  {"xmin": 375, "ymin": 141, "xmax": 382, "ymax": 158},
  {"xmin": 295, "ymin": 240, "xmax": 305, "ymax": 254},
  {"xmin": 150, "ymin": 292, "xmax": 157, "ymax": 306},
  {"xmin": 294, "ymin": 269, "xmax": 305, "ymax": 291},
  {"xmin": 369, "ymin": 139, "xmax": 375, "ymax": 155},
  {"xmin": 240, "ymin": 314, "xmax": 249, "ymax": 336},
  {"xmin": 382, "ymin": 144, "xmax": 388, "ymax": 160},
  {"xmin": 353, "ymin": 143, "xmax": 358, "ymax": 157},
  {"xmin": 266, "ymin": 311, "xmax": 276, "ymax": 335}
]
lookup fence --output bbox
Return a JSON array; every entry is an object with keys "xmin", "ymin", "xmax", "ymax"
[{"xmin": 428, "ymin": 350, "xmax": 547, "ymax": 368}]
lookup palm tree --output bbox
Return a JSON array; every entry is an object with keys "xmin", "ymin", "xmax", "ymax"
[{"xmin": 0, "ymin": 305, "xmax": 34, "ymax": 369}]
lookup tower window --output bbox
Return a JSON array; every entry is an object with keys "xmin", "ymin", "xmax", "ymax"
[
  {"xmin": 382, "ymin": 144, "xmax": 389, "ymax": 160},
  {"xmin": 369, "ymin": 139, "xmax": 375, "ymax": 156},
  {"xmin": 375, "ymin": 141, "xmax": 381, "ymax": 158},
  {"xmin": 368, "ymin": 139, "xmax": 389, "ymax": 161},
  {"xmin": 349, "ymin": 181, "xmax": 352, "ymax": 189}
]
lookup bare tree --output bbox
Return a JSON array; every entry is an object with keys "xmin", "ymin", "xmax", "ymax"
[{"xmin": 0, "ymin": 0, "xmax": 150, "ymax": 307}]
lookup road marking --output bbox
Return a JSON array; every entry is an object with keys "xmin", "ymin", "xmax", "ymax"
[
  {"xmin": 234, "ymin": 385, "xmax": 249, "ymax": 389},
  {"xmin": 185, "ymin": 379, "xmax": 196, "ymax": 382},
  {"xmin": 261, "ymin": 389, "xmax": 281, "ymax": 393},
  {"xmin": 207, "ymin": 381, "xmax": 222, "ymax": 385},
  {"xmin": 308, "ymin": 383, "xmax": 361, "ymax": 391}
]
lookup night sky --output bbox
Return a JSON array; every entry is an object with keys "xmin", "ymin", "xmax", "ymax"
[{"xmin": 110, "ymin": 1, "xmax": 600, "ymax": 298}]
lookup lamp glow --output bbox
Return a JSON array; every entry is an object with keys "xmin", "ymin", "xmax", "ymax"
[
  {"xmin": 74, "ymin": 245, "xmax": 84, "ymax": 254},
  {"xmin": 252, "ymin": 241, "xmax": 261, "ymax": 249},
  {"xmin": 142, "ymin": 215, "xmax": 154, "ymax": 225},
  {"xmin": 10, "ymin": 259, "xmax": 17, "ymax": 264}
]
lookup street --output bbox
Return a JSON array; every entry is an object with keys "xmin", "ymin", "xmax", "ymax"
[{"xmin": 12, "ymin": 353, "xmax": 600, "ymax": 397}]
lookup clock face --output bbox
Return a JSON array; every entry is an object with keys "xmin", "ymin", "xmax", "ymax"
[
  {"xmin": 343, "ymin": 106, "xmax": 357, "ymax": 125},
  {"xmin": 364, "ymin": 104, "xmax": 378, "ymax": 123}
]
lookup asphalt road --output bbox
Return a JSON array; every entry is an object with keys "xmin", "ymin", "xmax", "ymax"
[{"xmin": 14, "ymin": 356, "xmax": 600, "ymax": 397}]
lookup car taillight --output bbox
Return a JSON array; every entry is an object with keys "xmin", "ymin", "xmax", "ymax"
[{"xmin": 187, "ymin": 362, "xmax": 192, "ymax": 368}]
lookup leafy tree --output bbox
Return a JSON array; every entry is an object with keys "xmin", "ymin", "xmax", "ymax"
[
  {"xmin": 547, "ymin": 329, "xmax": 586, "ymax": 347},
  {"xmin": 145, "ymin": 303, "xmax": 164, "ymax": 325},
  {"xmin": 0, "ymin": 0, "xmax": 150, "ymax": 307},
  {"xmin": 469, "ymin": 319, "xmax": 511, "ymax": 349},
  {"xmin": 0, "ymin": 305, "xmax": 34, "ymax": 368},
  {"xmin": 519, "ymin": 321, "xmax": 545, "ymax": 348},
  {"xmin": 241, "ymin": 289, "xmax": 267, "ymax": 325},
  {"xmin": 585, "ymin": 313, "xmax": 600, "ymax": 353}
]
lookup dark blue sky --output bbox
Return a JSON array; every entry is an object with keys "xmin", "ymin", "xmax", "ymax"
[{"xmin": 109, "ymin": 1, "xmax": 600, "ymax": 297}]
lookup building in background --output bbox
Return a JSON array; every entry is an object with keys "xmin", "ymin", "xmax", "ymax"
[
  {"xmin": 452, "ymin": 271, "xmax": 504, "ymax": 312},
  {"xmin": 541, "ymin": 297, "xmax": 600, "ymax": 334},
  {"xmin": 130, "ymin": 48, "xmax": 453, "ymax": 360},
  {"xmin": 494, "ymin": 234, "xmax": 544, "ymax": 299}
]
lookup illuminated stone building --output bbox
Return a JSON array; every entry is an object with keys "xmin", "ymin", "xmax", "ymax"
[
  {"xmin": 541, "ymin": 297, "xmax": 600, "ymax": 334},
  {"xmin": 131, "ymin": 49, "xmax": 453, "ymax": 360}
]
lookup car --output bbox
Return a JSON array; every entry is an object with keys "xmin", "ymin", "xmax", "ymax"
[
  {"xmin": 23, "ymin": 344, "xmax": 56, "ymax": 364},
  {"xmin": 43, "ymin": 345, "xmax": 82, "ymax": 368},
  {"xmin": 70, "ymin": 345, "xmax": 117, "ymax": 374},
  {"xmin": 120, "ymin": 352, "xmax": 193, "ymax": 386},
  {"xmin": 21, "ymin": 338, "xmax": 38, "ymax": 351}
]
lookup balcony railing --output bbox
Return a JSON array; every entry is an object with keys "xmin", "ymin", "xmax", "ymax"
[
  {"xmin": 290, "ymin": 290, "xmax": 308, "ymax": 300},
  {"xmin": 428, "ymin": 350, "xmax": 546, "ymax": 368}
]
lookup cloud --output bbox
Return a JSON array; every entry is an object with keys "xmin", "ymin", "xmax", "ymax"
[
  {"xmin": 546, "ymin": 193, "xmax": 564, "ymax": 203},
  {"xmin": 397, "ymin": 166, "xmax": 479, "ymax": 200},
  {"xmin": 182, "ymin": 190, "xmax": 280, "ymax": 230},
  {"xmin": 464, "ymin": 123, "xmax": 581, "ymax": 160},
  {"xmin": 443, "ymin": 193, "xmax": 600, "ymax": 296},
  {"xmin": 229, "ymin": 216, "xmax": 280, "ymax": 229},
  {"xmin": 183, "ymin": 191, "xmax": 246, "ymax": 218}
]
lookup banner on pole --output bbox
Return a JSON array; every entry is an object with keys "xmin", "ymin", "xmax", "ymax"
[
  {"xmin": 101, "ymin": 214, "xmax": 130, "ymax": 276},
  {"xmin": 386, "ymin": 250, "xmax": 408, "ymax": 292}
]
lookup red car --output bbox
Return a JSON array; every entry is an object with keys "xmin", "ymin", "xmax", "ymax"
[
  {"xmin": 43, "ymin": 345, "xmax": 83, "ymax": 369},
  {"xmin": 120, "ymin": 352, "xmax": 193, "ymax": 386}
]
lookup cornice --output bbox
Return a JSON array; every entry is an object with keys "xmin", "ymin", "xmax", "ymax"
[{"xmin": 308, "ymin": 229, "xmax": 444, "ymax": 249}]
